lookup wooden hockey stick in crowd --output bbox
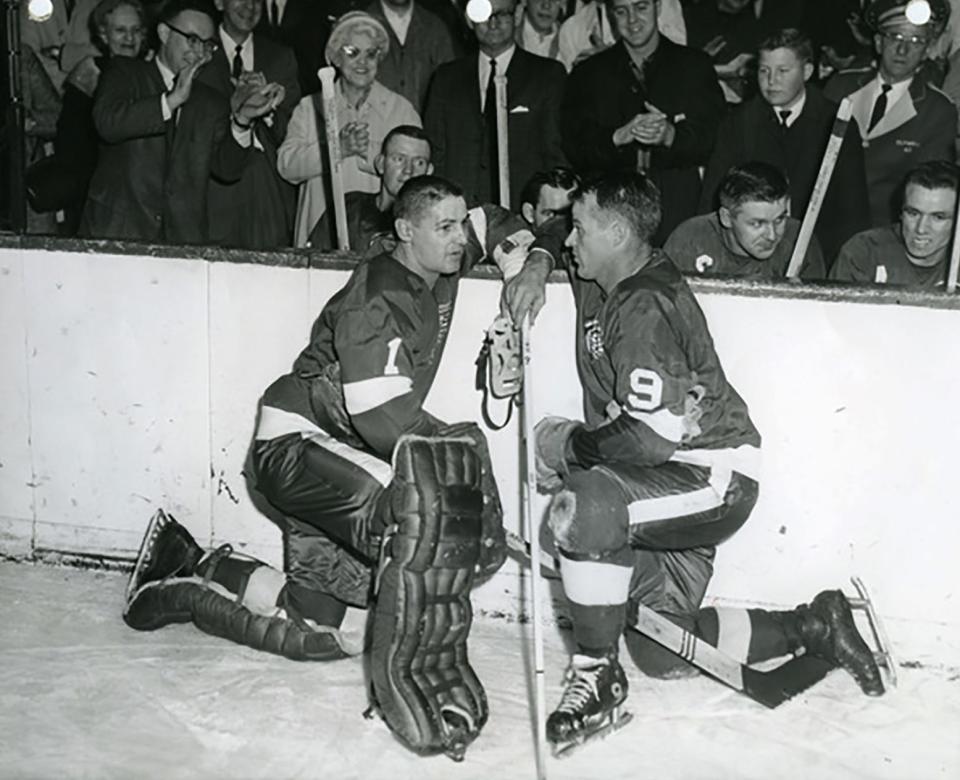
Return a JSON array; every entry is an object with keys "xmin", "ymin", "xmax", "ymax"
[
  {"xmin": 946, "ymin": 181, "xmax": 960, "ymax": 294},
  {"xmin": 317, "ymin": 66, "xmax": 350, "ymax": 252},
  {"xmin": 785, "ymin": 97, "xmax": 853, "ymax": 279},
  {"xmin": 519, "ymin": 314, "xmax": 549, "ymax": 780},
  {"xmin": 503, "ymin": 530, "xmax": 834, "ymax": 709},
  {"xmin": 494, "ymin": 73, "xmax": 511, "ymax": 210}
]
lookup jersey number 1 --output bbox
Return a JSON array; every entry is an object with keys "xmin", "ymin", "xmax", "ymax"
[{"xmin": 384, "ymin": 337, "xmax": 402, "ymax": 376}]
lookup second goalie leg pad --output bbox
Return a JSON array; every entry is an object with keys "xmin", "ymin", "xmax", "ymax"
[{"xmin": 369, "ymin": 434, "xmax": 488, "ymax": 762}]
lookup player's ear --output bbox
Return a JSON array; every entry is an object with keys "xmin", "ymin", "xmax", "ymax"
[
  {"xmin": 521, "ymin": 202, "xmax": 535, "ymax": 224},
  {"xmin": 718, "ymin": 206, "xmax": 733, "ymax": 229},
  {"xmin": 395, "ymin": 216, "xmax": 414, "ymax": 242},
  {"xmin": 610, "ymin": 217, "xmax": 628, "ymax": 248},
  {"xmin": 374, "ymin": 153, "xmax": 385, "ymax": 176}
]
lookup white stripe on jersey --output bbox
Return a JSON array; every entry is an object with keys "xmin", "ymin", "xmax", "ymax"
[
  {"xmin": 627, "ymin": 467, "xmax": 732, "ymax": 525},
  {"xmin": 669, "ymin": 444, "xmax": 761, "ymax": 482},
  {"xmin": 255, "ymin": 406, "xmax": 323, "ymax": 441},
  {"xmin": 559, "ymin": 554, "xmax": 634, "ymax": 606},
  {"xmin": 343, "ymin": 375, "xmax": 413, "ymax": 415},
  {"xmin": 625, "ymin": 405, "xmax": 687, "ymax": 443}
]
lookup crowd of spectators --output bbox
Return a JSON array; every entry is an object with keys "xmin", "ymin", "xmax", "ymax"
[{"xmin": 15, "ymin": 0, "xmax": 960, "ymax": 290}]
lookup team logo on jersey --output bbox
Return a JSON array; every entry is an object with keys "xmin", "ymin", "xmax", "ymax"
[
  {"xmin": 584, "ymin": 318, "xmax": 605, "ymax": 360},
  {"xmin": 695, "ymin": 254, "xmax": 714, "ymax": 273}
]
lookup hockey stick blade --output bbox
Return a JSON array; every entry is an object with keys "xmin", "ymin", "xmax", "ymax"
[{"xmin": 505, "ymin": 530, "xmax": 832, "ymax": 708}]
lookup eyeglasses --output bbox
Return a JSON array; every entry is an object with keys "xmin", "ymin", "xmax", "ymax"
[
  {"xmin": 165, "ymin": 22, "xmax": 219, "ymax": 53},
  {"xmin": 340, "ymin": 44, "xmax": 382, "ymax": 64},
  {"xmin": 881, "ymin": 31, "xmax": 929, "ymax": 47},
  {"xmin": 480, "ymin": 9, "xmax": 515, "ymax": 24}
]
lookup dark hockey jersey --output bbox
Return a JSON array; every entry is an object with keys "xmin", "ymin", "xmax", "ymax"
[
  {"xmin": 256, "ymin": 204, "xmax": 535, "ymax": 461},
  {"xmin": 567, "ymin": 251, "xmax": 762, "ymax": 477}
]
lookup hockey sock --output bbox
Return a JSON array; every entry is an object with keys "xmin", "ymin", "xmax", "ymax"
[
  {"xmin": 559, "ymin": 549, "xmax": 633, "ymax": 655},
  {"xmin": 279, "ymin": 581, "xmax": 348, "ymax": 627},
  {"xmin": 195, "ymin": 550, "xmax": 259, "ymax": 596},
  {"xmin": 696, "ymin": 607, "xmax": 795, "ymax": 664}
]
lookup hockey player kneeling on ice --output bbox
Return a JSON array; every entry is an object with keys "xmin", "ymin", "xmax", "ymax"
[
  {"xmin": 517, "ymin": 171, "xmax": 884, "ymax": 751},
  {"xmin": 124, "ymin": 174, "xmax": 554, "ymax": 760}
]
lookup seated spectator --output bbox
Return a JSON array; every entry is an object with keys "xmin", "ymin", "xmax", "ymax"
[
  {"xmin": 79, "ymin": 0, "xmax": 281, "ymax": 243},
  {"xmin": 699, "ymin": 28, "xmax": 870, "ymax": 266},
  {"xmin": 519, "ymin": 165, "xmax": 579, "ymax": 228},
  {"xmin": 515, "ymin": 0, "xmax": 566, "ymax": 61},
  {"xmin": 684, "ymin": 0, "xmax": 805, "ymax": 103},
  {"xmin": 198, "ymin": 0, "xmax": 301, "ymax": 249},
  {"xmin": 557, "ymin": 0, "xmax": 686, "ymax": 71},
  {"xmin": 311, "ymin": 124, "xmax": 433, "ymax": 252},
  {"xmin": 831, "ymin": 160, "xmax": 958, "ymax": 288},
  {"xmin": 278, "ymin": 11, "xmax": 421, "ymax": 247},
  {"xmin": 424, "ymin": 0, "xmax": 567, "ymax": 210},
  {"xmin": 665, "ymin": 161, "xmax": 826, "ymax": 280},
  {"xmin": 824, "ymin": 0, "xmax": 956, "ymax": 227},
  {"xmin": 367, "ymin": 0, "xmax": 458, "ymax": 113},
  {"xmin": 51, "ymin": 0, "xmax": 148, "ymax": 235},
  {"xmin": 561, "ymin": 0, "xmax": 724, "ymax": 245}
]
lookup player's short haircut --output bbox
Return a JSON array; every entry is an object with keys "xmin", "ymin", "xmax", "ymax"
[
  {"xmin": 718, "ymin": 162, "xmax": 790, "ymax": 213},
  {"xmin": 157, "ymin": 0, "xmax": 216, "ymax": 25},
  {"xmin": 903, "ymin": 160, "xmax": 959, "ymax": 194},
  {"xmin": 395, "ymin": 175, "xmax": 463, "ymax": 224},
  {"xmin": 574, "ymin": 171, "xmax": 662, "ymax": 244},
  {"xmin": 381, "ymin": 125, "xmax": 433, "ymax": 158},
  {"xmin": 519, "ymin": 166, "xmax": 582, "ymax": 210},
  {"xmin": 758, "ymin": 28, "xmax": 814, "ymax": 63}
]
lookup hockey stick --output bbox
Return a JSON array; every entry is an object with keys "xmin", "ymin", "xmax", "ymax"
[
  {"xmin": 519, "ymin": 314, "xmax": 549, "ymax": 779},
  {"xmin": 317, "ymin": 67, "xmax": 351, "ymax": 252},
  {"xmin": 946, "ymin": 181, "xmax": 960, "ymax": 294},
  {"xmin": 504, "ymin": 530, "xmax": 833, "ymax": 709},
  {"xmin": 785, "ymin": 97, "xmax": 852, "ymax": 279},
  {"xmin": 494, "ymin": 73, "xmax": 511, "ymax": 210}
]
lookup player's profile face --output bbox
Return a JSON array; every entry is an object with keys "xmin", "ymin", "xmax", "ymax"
[
  {"xmin": 565, "ymin": 195, "xmax": 613, "ymax": 280},
  {"xmin": 900, "ymin": 184, "xmax": 956, "ymax": 263},
  {"xmin": 757, "ymin": 47, "xmax": 809, "ymax": 108},
  {"xmin": 406, "ymin": 195, "xmax": 469, "ymax": 280},
  {"xmin": 721, "ymin": 198, "xmax": 789, "ymax": 261}
]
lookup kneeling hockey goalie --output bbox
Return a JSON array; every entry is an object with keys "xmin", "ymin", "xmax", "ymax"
[{"xmin": 123, "ymin": 175, "xmax": 553, "ymax": 760}]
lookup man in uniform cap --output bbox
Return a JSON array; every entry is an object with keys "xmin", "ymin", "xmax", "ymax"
[{"xmin": 824, "ymin": 0, "xmax": 956, "ymax": 227}]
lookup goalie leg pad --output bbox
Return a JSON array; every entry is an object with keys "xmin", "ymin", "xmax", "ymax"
[
  {"xmin": 369, "ymin": 435, "xmax": 488, "ymax": 761},
  {"xmin": 124, "ymin": 577, "xmax": 354, "ymax": 661}
]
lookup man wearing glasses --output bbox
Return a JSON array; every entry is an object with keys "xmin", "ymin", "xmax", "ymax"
[
  {"xmin": 824, "ymin": 0, "xmax": 956, "ymax": 227},
  {"xmin": 80, "ymin": 0, "xmax": 284, "ymax": 244}
]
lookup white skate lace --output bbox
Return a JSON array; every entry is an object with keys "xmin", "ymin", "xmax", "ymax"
[{"xmin": 555, "ymin": 656, "xmax": 606, "ymax": 714}]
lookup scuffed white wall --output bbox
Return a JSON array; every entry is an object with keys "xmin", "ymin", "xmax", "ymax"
[{"xmin": 1, "ymin": 245, "xmax": 957, "ymax": 667}]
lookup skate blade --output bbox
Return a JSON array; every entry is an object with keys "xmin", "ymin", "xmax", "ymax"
[
  {"xmin": 551, "ymin": 710, "xmax": 634, "ymax": 759},
  {"xmin": 125, "ymin": 509, "xmax": 170, "ymax": 604},
  {"xmin": 849, "ymin": 576, "xmax": 898, "ymax": 688}
]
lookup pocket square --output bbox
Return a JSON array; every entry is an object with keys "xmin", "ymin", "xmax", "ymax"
[{"xmin": 509, "ymin": 105, "xmax": 530, "ymax": 114}]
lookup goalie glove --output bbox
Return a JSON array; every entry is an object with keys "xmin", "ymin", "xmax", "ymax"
[{"xmin": 534, "ymin": 416, "xmax": 583, "ymax": 493}]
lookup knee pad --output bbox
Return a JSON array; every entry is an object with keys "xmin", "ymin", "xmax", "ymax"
[
  {"xmin": 547, "ymin": 468, "xmax": 629, "ymax": 556},
  {"xmin": 368, "ymin": 434, "xmax": 487, "ymax": 761}
]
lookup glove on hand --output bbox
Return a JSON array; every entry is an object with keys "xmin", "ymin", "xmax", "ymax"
[{"xmin": 534, "ymin": 416, "xmax": 582, "ymax": 493}]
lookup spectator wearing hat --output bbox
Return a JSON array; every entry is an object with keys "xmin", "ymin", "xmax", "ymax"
[
  {"xmin": 277, "ymin": 11, "xmax": 421, "ymax": 247},
  {"xmin": 831, "ymin": 160, "xmax": 958, "ymax": 288},
  {"xmin": 825, "ymin": 0, "xmax": 956, "ymax": 226}
]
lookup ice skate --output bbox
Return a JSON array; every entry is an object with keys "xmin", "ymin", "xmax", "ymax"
[
  {"xmin": 547, "ymin": 654, "xmax": 633, "ymax": 758},
  {"xmin": 125, "ymin": 509, "xmax": 203, "ymax": 604},
  {"xmin": 849, "ymin": 576, "xmax": 898, "ymax": 688},
  {"xmin": 797, "ymin": 589, "xmax": 885, "ymax": 696}
]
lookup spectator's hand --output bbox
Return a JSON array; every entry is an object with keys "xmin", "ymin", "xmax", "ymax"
[
  {"xmin": 613, "ymin": 114, "xmax": 645, "ymax": 146},
  {"xmin": 168, "ymin": 53, "xmax": 211, "ymax": 112},
  {"xmin": 714, "ymin": 52, "xmax": 754, "ymax": 80},
  {"xmin": 339, "ymin": 121, "xmax": 369, "ymax": 159},
  {"xmin": 703, "ymin": 35, "xmax": 726, "ymax": 58},
  {"xmin": 622, "ymin": 103, "xmax": 675, "ymax": 147},
  {"xmin": 232, "ymin": 81, "xmax": 285, "ymax": 122},
  {"xmin": 501, "ymin": 250, "xmax": 551, "ymax": 326},
  {"xmin": 67, "ymin": 56, "xmax": 101, "ymax": 97}
]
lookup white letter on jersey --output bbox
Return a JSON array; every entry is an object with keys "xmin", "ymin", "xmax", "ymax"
[
  {"xmin": 628, "ymin": 368, "xmax": 663, "ymax": 411},
  {"xmin": 384, "ymin": 337, "xmax": 402, "ymax": 375},
  {"xmin": 695, "ymin": 254, "xmax": 714, "ymax": 273}
]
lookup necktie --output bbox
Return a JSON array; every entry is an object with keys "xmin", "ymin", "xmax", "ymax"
[
  {"xmin": 485, "ymin": 58, "xmax": 499, "ymax": 202},
  {"xmin": 270, "ymin": 0, "xmax": 280, "ymax": 28},
  {"xmin": 232, "ymin": 44, "xmax": 243, "ymax": 79},
  {"xmin": 778, "ymin": 109, "xmax": 791, "ymax": 127},
  {"xmin": 868, "ymin": 83, "xmax": 892, "ymax": 132},
  {"xmin": 484, "ymin": 57, "xmax": 497, "ymax": 117}
]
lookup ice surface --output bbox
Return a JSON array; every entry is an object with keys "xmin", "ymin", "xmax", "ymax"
[{"xmin": 1, "ymin": 562, "xmax": 957, "ymax": 780}]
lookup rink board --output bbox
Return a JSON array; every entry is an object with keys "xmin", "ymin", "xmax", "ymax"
[{"xmin": 1, "ymin": 239, "xmax": 958, "ymax": 668}]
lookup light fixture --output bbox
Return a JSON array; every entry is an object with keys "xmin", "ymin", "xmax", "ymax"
[
  {"xmin": 466, "ymin": 0, "xmax": 492, "ymax": 24},
  {"xmin": 27, "ymin": 0, "xmax": 54, "ymax": 22},
  {"xmin": 905, "ymin": 0, "xmax": 932, "ymax": 25}
]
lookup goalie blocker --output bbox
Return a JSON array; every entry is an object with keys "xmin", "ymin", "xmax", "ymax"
[{"xmin": 123, "ymin": 431, "xmax": 499, "ymax": 761}]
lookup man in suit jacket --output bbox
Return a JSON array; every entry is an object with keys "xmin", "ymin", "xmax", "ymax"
[
  {"xmin": 561, "ymin": 0, "xmax": 725, "ymax": 245},
  {"xmin": 824, "ymin": 0, "xmax": 956, "ymax": 226},
  {"xmin": 367, "ymin": 0, "xmax": 458, "ymax": 113},
  {"xmin": 80, "ymin": 0, "xmax": 282, "ymax": 244},
  {"xmin": 199, "ymin": 0, "xmax": 301, "ymax": 248},
  {"xmin": 700, "ymin": 28, "xmax": 870, "ymax": 266},
  {"xmin": 424, "ymin": 0, "xmax": 567, "ymax": 210}
]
